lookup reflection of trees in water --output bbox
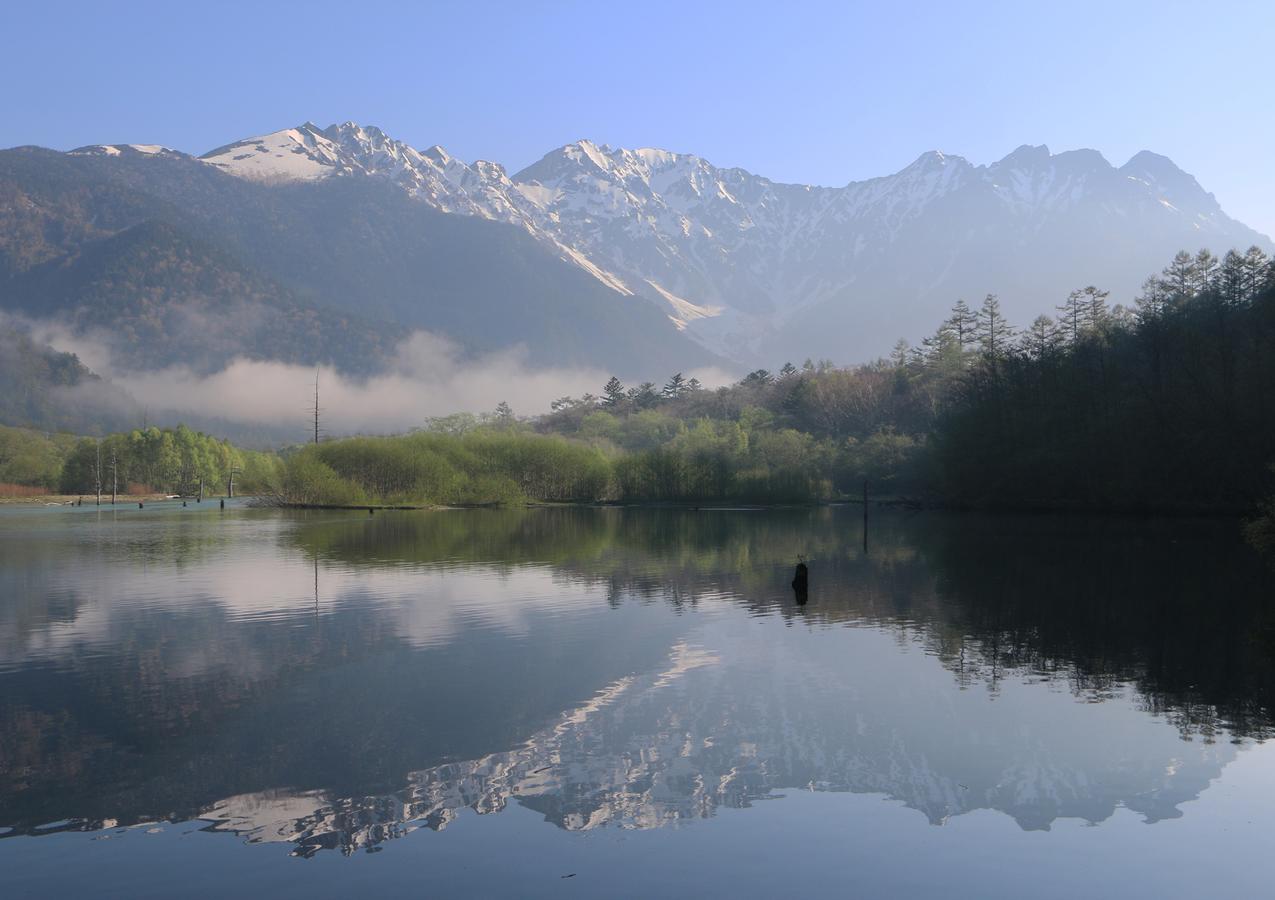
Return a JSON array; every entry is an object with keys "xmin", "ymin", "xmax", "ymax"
[
  {"xmin": 297, "ymin": 507, "xmax": 1275, "ymax": 739},
  {"xmin": 2, "ymin": 507, "xmax": 1272, "ymax": 853}
]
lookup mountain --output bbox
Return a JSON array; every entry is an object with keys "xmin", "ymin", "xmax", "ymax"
[
  {"xmin": 0, "ymin": 142, "xmax": 717, "ymax": 383},
  {"xmin": 201, "ymin": 124, "xmax": 1273, "ymax": 364},
  {"xmin": 3, "ymin": 123, "xmax": 1269, "ymax": 384}
]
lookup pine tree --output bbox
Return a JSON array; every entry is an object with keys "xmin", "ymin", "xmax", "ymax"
[
  {"xmin": 948, "ymin": 299, "xmax": 978, "ymax": 350},
  {"xmin": 1163, "ymin": 250, "xmax": 1196, "ymax": 301},
  {"xmin": 977, "ymin": 294, "xmax": 1013, "ymax": 356},
  {"xmin": 1244, "ymin": 245, "xmax": 1271, "ymax": 301},
  {"xmin": 1022, "ymin": 315, "xmax": 1062, "ymax": 359},
  {"xmin": 1219, "ymin": 250, "xmax": 1248, "ymax": 306},
  {"xmin": 662, "ymin": 372, "xmax": 688, "ymax": 399},
  {"xmin": 1082, "ymin": 285, "xmax": 1111, "ymax": 332},
  {"xmin": 602, "ymin": 376, "xmax": 626, "ymax": 405},
  {"xmin": 1135, "ymin": 276, "xmax": 1170, "ymax": 323},
  {"xmin": 1193, "ymin": 249, "xmax": 1219, "ymax": 296},
  {"xmin": 686, "ymin": 377, "xmax": 703, "ymax": 392},
  {"xmin": 1057, "ymin": 289, "xmax": 1088, "ymax": 343},
  {"xmin": 779, "ymin": 362, "xmax": 798, "ymax": 379},
  {"xmin": 494, "ymin": 401, "xmax": 515, "ymax": 427}
]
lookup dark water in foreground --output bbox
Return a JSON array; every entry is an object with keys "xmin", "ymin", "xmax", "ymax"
[{"xmin": 1, "ymin": 504, "xmax": 1273, "ymax": 898}]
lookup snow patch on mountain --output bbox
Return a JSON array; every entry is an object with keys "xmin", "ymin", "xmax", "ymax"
[
  {"xmin": 186, "ymin": 122, "xmax": 1272, "ymax": 364},
  {"xmin": 199, "ymin": 123, "xmax": 348, "ymax": 181},
  {"xmin": 70, "ymin": 143, "xmax": 183, "ymax": 158}
]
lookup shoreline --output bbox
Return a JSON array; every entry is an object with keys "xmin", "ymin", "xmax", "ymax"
[{"xmin": 261, "ymin": 497, "xmax": 1255, "ymax": 520}]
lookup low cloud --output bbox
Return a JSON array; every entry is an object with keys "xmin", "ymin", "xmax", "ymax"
[
  {"xmin": 12, "ymin": 314, "xmax": 737, "ymax": 438},
  {"xmin": 105, "ymin": 333, "xmax": 737, "ymax": 436},
  {"xmin": 110, "ymin": 333, "xmax": 603, "ymax": 435}
]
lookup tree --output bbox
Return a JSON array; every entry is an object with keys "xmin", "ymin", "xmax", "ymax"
[
  {"xmin": 494, "ymin": 401, "xmax": 515, "ymax": 427},
  {"xmin": 662, "ymin": 372, "xmax": 688, "ymax": 399},
  {"xmin": 779, "ymin": 362, "xmax": 798, "ymax": 379},
  {"xmin": 1057, "ymin": 289, "xmax": 1088, "ymax": 343},
  {"xmin": 1244, "ymin": 245, "xmax": 1271, "ymax": 301},
  {"xmin": 1135, "ymin": 276, "xmax": 1170, "ymax": 324},
  {"xmin": 1021, "ymin": 315, "xmax": 1062, "ymax": 359},
  {"xmin": 1219, "ymin": 250, "xmax": 1248, "ymax": 307},
  {"xmin": 1082, "ymin": 285, "xmax": 1111, "ymax": 333},
  {"xmin": 742, "ymin": 369, "xmax": 774, "ymax": 386},
  {"xmin": 602, "ymin": 376, "xmax": 626, "ymax": 406},
  {"xmin": 1193, "ymin": 249, "xmax": 1219, "ymax": 295},
  {"xmin": 686, "ymin": 377, "xmax": 703, "ymax": 392},
  {"xmin": 948, "ymin": 299, "xmax": 978, "ymax": 350},
  {"xmin": 1163, "ymin": 250, "xmax": 1196, "ymax": 301},
  {"xmin": 976, "ymin": 294, "xmax": 1013, "ymax": 356},
  {"xmin": 628, "ymin": 382, "xmax": 659, "ymax": 408}
]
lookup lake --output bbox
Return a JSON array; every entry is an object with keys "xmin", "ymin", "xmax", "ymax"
[{"xmin": 1, "ymin": 503, "xmax": 1273, "ymax": 898}]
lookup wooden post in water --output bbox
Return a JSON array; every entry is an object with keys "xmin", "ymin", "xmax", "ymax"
[
  {"xmin": 198, "ymin": 478, "xmax": 204, "ymax": 503},
  {"xmin": 862, "ymin": 479, "xmax": 868, "ymax": 554}
]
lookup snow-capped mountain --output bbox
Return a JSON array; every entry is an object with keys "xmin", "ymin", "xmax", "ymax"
[{"xmin": 188, "ymin": 124, "xmax": 1275, "ymax": 363}]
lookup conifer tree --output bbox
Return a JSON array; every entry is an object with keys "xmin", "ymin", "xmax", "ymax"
[
  {"xmin": 1057, "ymin": 289, "xmax": 1088, "ymax": 343},
  {"xmin": 602, "ymin": 376, "xmax": 626, "ymax": 405},
  {"xmin": 1163, "ymin": 250, "xmax": 1196, "ymax": 300},
  {"xmin": 948, "ymin": 299, "xmax": 978, "ymax": 350},
  {"xmin": 1082, "ymin": 285, "xmax": 1111, "ymax": 332},
  {"xmin": 1022, "ymin": 315, "xmax": 1062, "ymax": 359},
  {"xmin": 976, "ymin": 294, "xmax": 1013, "ymax": 356},
  {"xmin": 1194, "ymin": 249, "xmax": 1219, "ymax": 295}
]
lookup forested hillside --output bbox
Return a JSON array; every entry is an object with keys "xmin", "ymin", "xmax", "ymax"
[{"xmin": 0, "ymin": 146, "xmax": 716, "ymax": 376}]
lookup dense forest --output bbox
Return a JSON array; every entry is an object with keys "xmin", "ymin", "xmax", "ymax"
[
  {"xmin": 5, "ymin": 246, "xmax": 1275, "ymax": 521},
  {"xmin": 266, "ymin": 245, "xmax": 1275, "ymax": 514}
]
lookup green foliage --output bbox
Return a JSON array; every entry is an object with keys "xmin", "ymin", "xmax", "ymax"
[
  {"xmin": 273, "ymin": 431, "xmax": 614, "ymax": 507},
  {"xmin": 57, "ymin": 425, "xmax": 257, "ymax": 495},
  {"xmin": 0, "ymin": 425, "xmax": 76, "ymax": 488}
]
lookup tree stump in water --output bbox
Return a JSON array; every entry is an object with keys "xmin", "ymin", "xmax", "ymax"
[{"xmin": 792, "ymin": 560, "xmax": 809, "ymax": 604}]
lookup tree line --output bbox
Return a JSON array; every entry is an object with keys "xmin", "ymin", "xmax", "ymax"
[
  {"xmin": 57, "ymin": 425, "xmax": 278, "ymax": 497},
  {"xmin": 7, "ymin": 245, "xmax": 1274, "ymax": 513}
]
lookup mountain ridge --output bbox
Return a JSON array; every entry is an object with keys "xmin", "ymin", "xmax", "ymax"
[{"xmin": 188, "ymin": 123, "xmax": 1272, "ymax": 363}]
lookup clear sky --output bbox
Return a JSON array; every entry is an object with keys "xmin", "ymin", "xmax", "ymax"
[{"xmin": 4, "ymin": 0, "xmax": 1272, "ymax": 236}]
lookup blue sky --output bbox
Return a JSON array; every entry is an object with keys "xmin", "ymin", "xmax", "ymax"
[{"xmin": 5, "ymin": 0, "xmax": 1272, "ymax": 235}]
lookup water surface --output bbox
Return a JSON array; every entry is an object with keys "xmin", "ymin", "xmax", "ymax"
[{"xmin": 1, "ymin": 504, "xmax": 1272, "ymax": 897}]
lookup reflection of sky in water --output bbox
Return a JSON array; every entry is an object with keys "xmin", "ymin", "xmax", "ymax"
[{"xmin": 0, "ymin": 505, "xmax": 1272, "ymax": 895}]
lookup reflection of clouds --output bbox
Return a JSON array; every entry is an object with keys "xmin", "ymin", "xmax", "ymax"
[
  {"xmin": 199, "ymin": 622, "xmax": 1240, "ymax": 857},
  {"xmin": 0, "ymin": 513, "xmax": 626, "ymax": 673}
]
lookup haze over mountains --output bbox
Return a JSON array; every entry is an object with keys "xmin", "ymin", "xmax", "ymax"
[
  {"xmin": 197, "ymin": 121, "xmax": 1271, "ymax": 362},
  {"xmin": 0, "ymin": 120, "xmax": 1270, "ymax": 432}
]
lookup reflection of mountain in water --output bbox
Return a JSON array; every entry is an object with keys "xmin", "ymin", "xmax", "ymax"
[
  {"xmin": 205, "ymin": 620, "xmax": 1237, "ymax": 857},
  {"xmin": 1, "ymin": 507, "xmax": 1270, "ymax": 855}
]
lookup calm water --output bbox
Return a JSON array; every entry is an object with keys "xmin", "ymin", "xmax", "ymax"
[{"xmin": 1, "ymin": 503, "xmax": 1273, "ymax": 898}]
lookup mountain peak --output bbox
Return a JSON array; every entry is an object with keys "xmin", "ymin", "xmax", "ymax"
[
  {"xmin": 1120, "ymin": 150, "xmax": 1216, "ymax": 213},
  {"xmin": 993, "ymin": 144, "xmax": 1052, "ymax": 170},
  {"xmin": 199, "ymin": 124, "xmax": 347, "ymax": 181}
]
